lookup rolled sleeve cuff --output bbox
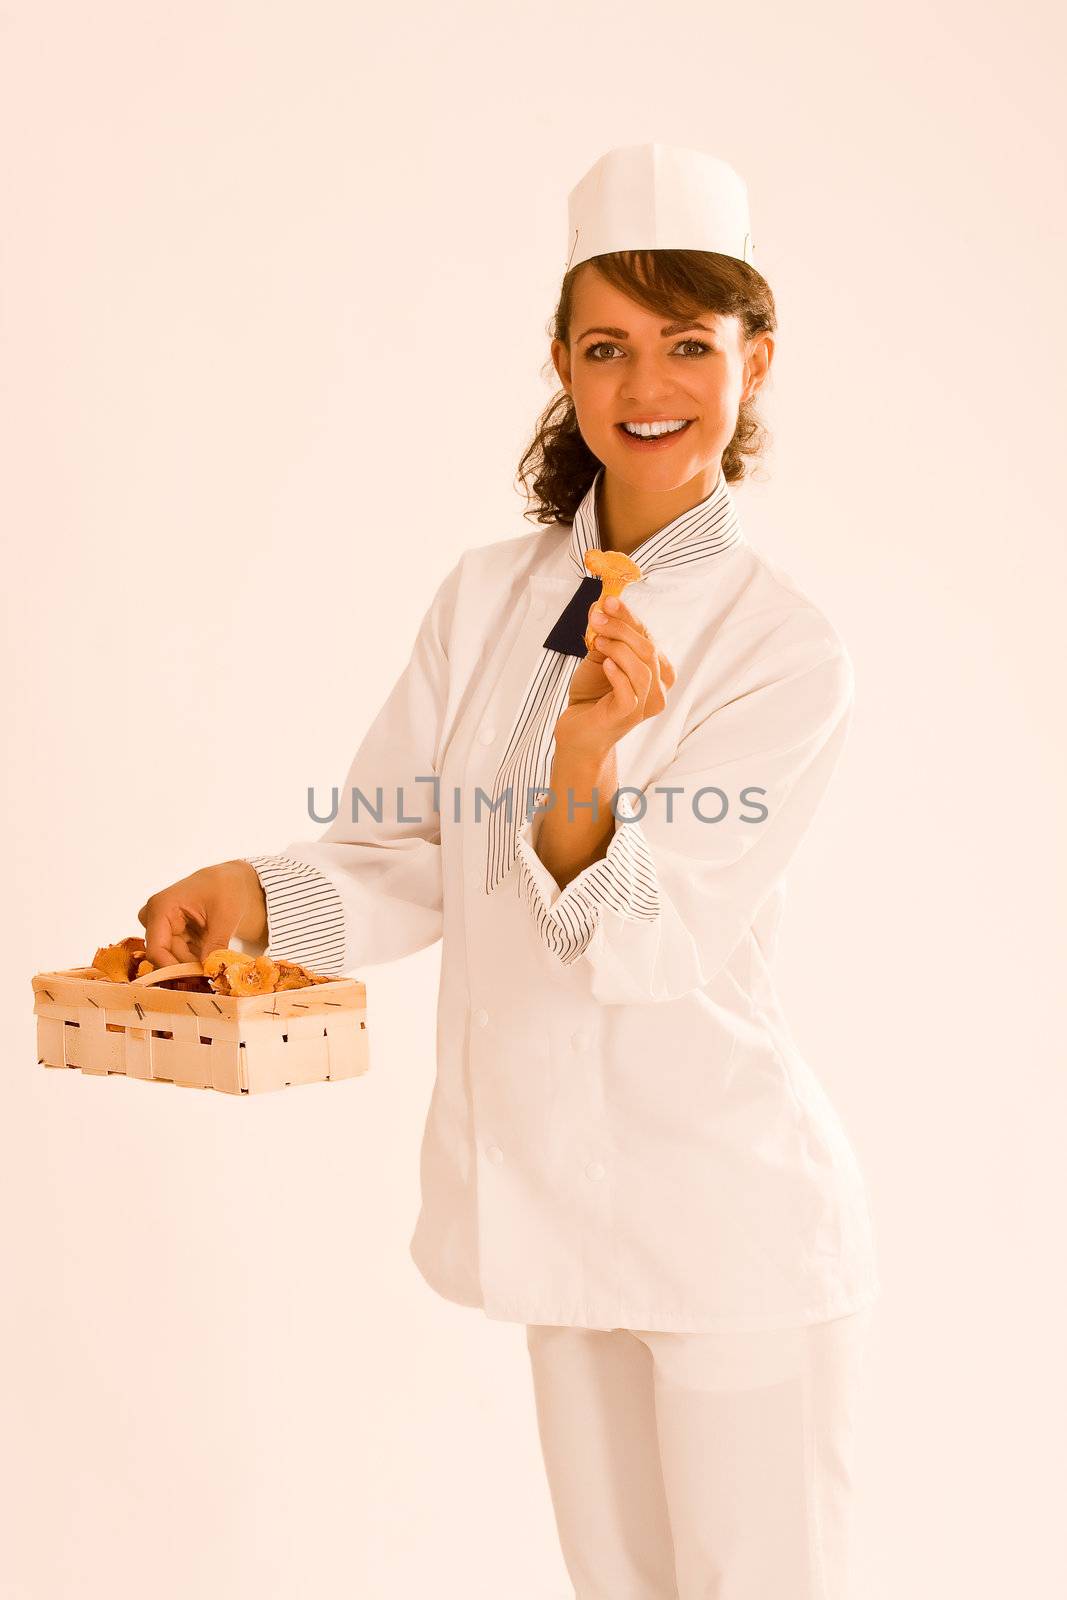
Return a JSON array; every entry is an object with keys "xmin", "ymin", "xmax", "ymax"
[
  {"xmin": 512, "ymin": 789, "xmax": 661, "ymax": 967},
  {"xmin": 242, "ymin": 854, "xmax": 346, "ymax": 974}
]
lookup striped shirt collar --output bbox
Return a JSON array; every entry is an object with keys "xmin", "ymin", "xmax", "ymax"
[{"xmin": 566, "ymin": 461, "xmax": 745, "ymax": 583}]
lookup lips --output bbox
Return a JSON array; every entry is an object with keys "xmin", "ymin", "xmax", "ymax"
[{"xmin": 615, "ymin": 419, "xmax": 694, "ymax": 450}]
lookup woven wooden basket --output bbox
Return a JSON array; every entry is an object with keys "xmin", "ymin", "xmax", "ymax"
[{"xmin": 32, "ymin": 961, "xmax": 369, "ymax": 1095}]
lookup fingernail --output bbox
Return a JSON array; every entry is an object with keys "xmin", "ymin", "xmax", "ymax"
[
  {"xmin": 590, "ymin": 607, "xmax": 606, "ymax": 624},
  {"xmin": 604, "ymin": 596, "xmax": 620, "ymax": 613}
]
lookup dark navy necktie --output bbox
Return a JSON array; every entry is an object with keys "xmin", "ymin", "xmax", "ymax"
[{"xmin": 542, "ymin": 574, "xmax": 603, "ymax": 657}]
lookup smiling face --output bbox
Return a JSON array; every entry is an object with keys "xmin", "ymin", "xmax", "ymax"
[{"xmin": 551, "ymin": 261, "xmax": 773, "ymax": 494}]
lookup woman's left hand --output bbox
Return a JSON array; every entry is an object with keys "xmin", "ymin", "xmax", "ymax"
[{"xmin": 554, "ymin": 594, "xmax": 677, "ymax": 763}]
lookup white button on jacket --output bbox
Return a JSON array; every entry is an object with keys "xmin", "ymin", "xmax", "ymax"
[{"xmin": 245, "ymin": 474, "xmax": 882, "ymax": 1332}]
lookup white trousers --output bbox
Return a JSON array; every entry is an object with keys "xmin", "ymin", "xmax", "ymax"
[{"xmin": 525, "ymin": 1308, "xmax": 874, "ymax": 1600}]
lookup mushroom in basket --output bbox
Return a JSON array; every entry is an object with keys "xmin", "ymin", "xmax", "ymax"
[{"xmin": 86, "ymin": 939, "xmax": 331, "ymax": 994}]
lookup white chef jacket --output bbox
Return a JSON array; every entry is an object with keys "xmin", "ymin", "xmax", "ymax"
[{"xmin": 244, "ymin": 475, "xmax": 882, "ymax": 1332}]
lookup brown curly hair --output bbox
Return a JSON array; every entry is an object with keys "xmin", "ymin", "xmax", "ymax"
[{"xmin": 516, "ymin": 249, "xmax": 777, "ymax": 527}]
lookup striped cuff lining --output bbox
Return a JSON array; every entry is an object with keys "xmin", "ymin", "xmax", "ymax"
[
  {"xmin": 512, "ymin": 791, "xmax": 661, "ymax": 965},
  {"xmin": 242, "ymin": 854, "xmax": 346, "ymax": 974}
]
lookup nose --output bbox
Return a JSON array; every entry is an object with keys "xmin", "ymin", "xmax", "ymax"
[{"xmin": 618, "ymin": 353, "xmax": 683, "ymax": 403}]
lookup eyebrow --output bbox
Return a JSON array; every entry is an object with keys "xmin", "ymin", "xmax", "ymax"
[{"xmin": 576, "ymin": 320, "xmax": 716, "ymax": 342}]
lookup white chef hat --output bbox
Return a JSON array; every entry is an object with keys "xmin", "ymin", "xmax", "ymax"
[{"xmin": 565, "ymin": 143, "xmax": 755, "ymax": 275}]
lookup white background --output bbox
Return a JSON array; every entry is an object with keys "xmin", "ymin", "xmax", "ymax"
[{"xmin": 2, "ymin": 2, "xmax": 1064, "ymax": 1595}]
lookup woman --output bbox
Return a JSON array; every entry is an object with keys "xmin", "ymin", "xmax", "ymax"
[{"xmin": 139, "ymin": 144, "xmax": 881, "ymax": 1598}]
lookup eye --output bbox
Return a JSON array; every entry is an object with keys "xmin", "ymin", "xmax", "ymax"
[{"xmin": 582, "ymin": 339, "xmax": 715, "ymax": 361}]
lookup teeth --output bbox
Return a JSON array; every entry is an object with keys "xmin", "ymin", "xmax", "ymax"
[{"xmin": 622, "ymin": 420, "xmax": 689, "ymax": 437}]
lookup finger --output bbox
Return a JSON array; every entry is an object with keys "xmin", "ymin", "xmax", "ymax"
[
  {"xmin": 603, "ymin": 602, "xmax": 673, "ymax": 692},
  {"xmin": 598, "ymin": 635, "xmax": 671, "ymax": 724},
  {"xmin": 589, "ymin": 614, "xmax": 657, "ymax": 668},
  {"xmin": 589, "ymin": 597, "xmax": 658, "ymax": 651},
  {"xmin": 176, "ymin": 900, "xmax": 240, "ymax": 964},
  {"xmin": 590, "ymin": 595, "xmax": 648, "ymax": 633},
  {"xmin": 195, "ymin": 921, "xmax": 239, "ymax": 962},
  {"xmin": 142, "ymin": 907, "xmax": 185, "ymax": 968},
  {"xmin": 599, "ymin": 595, "xmax": 649, "ymax": 636},
  {"xmin": 602, "ymin": 656, "xmax": 640, "ymax": 715},
  {"xmin": 589, "ymin": 600, "xmax": 674, "ymax": 708},
  {"xmin": 597, "ymin": 636, "xmax": 653, "ymax": 710},
  {"xmin": 168, "ymin": 928, "xmax": 200, "ymax": 965}
]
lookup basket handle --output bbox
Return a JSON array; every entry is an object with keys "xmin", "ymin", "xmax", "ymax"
[{"xmin": 132, "ymin": 961, "xmax": 204, "ymax": 987}]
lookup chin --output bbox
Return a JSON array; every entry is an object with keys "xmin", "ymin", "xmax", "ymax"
[{"xmin": 604, "ymin": 440, "xmax": 706, "ymax": 479}]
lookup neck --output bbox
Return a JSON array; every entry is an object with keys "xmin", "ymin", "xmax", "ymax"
[{"xmin": 597, "ymin": 460, "xmax": 724, "ymax": 556}]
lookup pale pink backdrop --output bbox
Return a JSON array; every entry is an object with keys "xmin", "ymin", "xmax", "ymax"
[{"xmin": 2, "ymin": 3, "xmax": 1064, "ymax": 1597}]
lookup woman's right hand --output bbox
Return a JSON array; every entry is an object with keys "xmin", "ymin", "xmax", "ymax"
[
  {"xmin": 137, "ymin": 861, "xmax": 268, "ymax": 968},
  {"xmin": 556, "ymin": 593, "xmax": 676, "ymax": 764}
]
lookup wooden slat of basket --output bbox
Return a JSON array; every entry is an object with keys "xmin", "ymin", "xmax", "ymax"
[
  {"xmin": 219, "ymin": 1010, "xmax": 369, "ymax": 1092},
  {"xmin": 123, "ymin": 1026, "xmax": 151, "ymax": 1083},
  {"xmin": 33, "ymin": 967, "xmax": 368, "ymax": 1095},
  {"xmin": 33, "ymin": 968, "xmax": 363, "ymax": 1017},
  {"xmin": 68, "ymin": 1000, "xmax": 111, "ymax": 1075},
  {"xmin": 324, "ymin": 1011, "xmax": 369, "ymax": 1083}
]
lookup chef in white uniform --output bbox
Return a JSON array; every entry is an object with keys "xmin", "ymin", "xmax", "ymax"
[{"xmin": 142, "ymin": 143, "xmax": 881, "ymax": 1599}]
